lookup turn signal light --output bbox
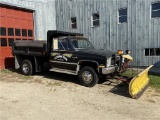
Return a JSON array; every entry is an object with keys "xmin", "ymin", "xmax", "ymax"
[
  {"xmin": 117, "ymin": 50, "xmax": 123, "ymax": 55},
  {"xmin": 126, "ymin": 50, "xmax": 131, "ymax": 54}
]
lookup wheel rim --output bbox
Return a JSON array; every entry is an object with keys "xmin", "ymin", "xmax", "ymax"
[
  {"xmin": 82, "ymin": 71, "xmax": 93, "ymax": 83},
  {"xmin": 22, "ymin": 63, "xmax": 29, "ymax": 74}
]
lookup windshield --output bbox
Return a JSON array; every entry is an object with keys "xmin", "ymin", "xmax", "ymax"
[{"xmin": 71, "ymin": 38, "xmax": 94, "ymax": 49}]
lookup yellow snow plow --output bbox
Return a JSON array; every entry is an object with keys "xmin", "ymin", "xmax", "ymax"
[
  {"xmin": 115, "ymin": 50, "xmax": 153, "ymax": 99},
  {"xmin": 129, "ymin": 65, "xmax": 153, "ymax": 99}
]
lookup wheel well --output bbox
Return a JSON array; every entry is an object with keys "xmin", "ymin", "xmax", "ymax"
[
  {"xmin": 16, "ymin": 55, "xmax": 35, "ymax": 68},
  {"xmin": 79, "ymin": 61, "xmax": 98, "ymax": 72},
  {"xmin": 23, "ymin": 56, "xmax": 34, "ymax": 65}
]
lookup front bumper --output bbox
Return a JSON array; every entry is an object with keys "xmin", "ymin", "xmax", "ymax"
[{"xmin": 102, "ymin": 66, "xmax": 116, "ymax": 74}]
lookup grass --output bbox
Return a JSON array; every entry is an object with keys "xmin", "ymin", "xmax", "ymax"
[
  {"xmin": 0, "ymin": 69, "xmax": 33, "ymax": 82},
  {"xmin": 121, "ymin": 69, "xmax": 160, "ymax": 92},
  {"xmin": 20, "ymin": 75, "xmax": 32, "ymax": 80},
  {"xmin": 149, "ymin": 75, "xmax": 160, "ymax": 92},
  {"xmin": 121, "ymin": 69, "xmax": 139, "ymax": 77},
  {"xmin": 0, "ymin": 69, "xmax": 13, "ymax": 74}
]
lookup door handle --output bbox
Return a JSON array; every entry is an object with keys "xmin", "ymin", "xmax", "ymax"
[{"xmin": 72, "ymin": 56, "xmax": 77, "ymax": 59}]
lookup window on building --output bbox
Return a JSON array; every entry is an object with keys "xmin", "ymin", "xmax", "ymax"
[
  {"xmin": 150, "ymin": 48, "xmax": 156, "ymax": 56},
  {"xmin": 119, "ymin": 8, "xmax": 127, "ymax": 23},
  {"xmin": 156, "ymin": 48, "xmax": 160, "ymax": 55},
  {"xmin": 71, "ymin": 17, "xmax": 77, "ymax": 29},
  {"xmin": 15, "ymin": 29, "xmax": 21, "ymax": 36},
  {"xmin": 8, "ymin": 28, "xmax": 14, "ymax": 36},
  {"xmin": 92, "ymin": 13, "xmax": 100, "ymax": 27},
  {"xmin": 28, "ymin": 30, "xmax": 33, "ymax": 37},
  {"xmin": 151, "ymin": 2, "xmax": 160, "ymax": 18},
  {"xmin": 0, "ymin": 27, "xmax": 6, "ymax": 36},
  {"xmin": 8, "ymin": 38, "xmax": 14, "ymax": 46},
  {"xmin": 145, "ymin": 49, "xmax": 150, "ymax": 56},
  {"xmin": 0, "ymin": 38, "xmax": 7, "ymax": 46},
  {"xmin": 145, "ymin": 48, "xmax": 160, "ymax": 56},
  {"xmin": 22, "ymin": 29, "xmax": 27, "ymax": 36}
]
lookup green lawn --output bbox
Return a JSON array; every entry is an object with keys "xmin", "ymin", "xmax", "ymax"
[{"xmin": 149, "ymin": 75, "xmax": 160, "ymax": 91}]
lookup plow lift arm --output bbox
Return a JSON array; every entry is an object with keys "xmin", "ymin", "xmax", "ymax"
[{"xmin": 115, "ymin": 50, "xmax": 153, "ymax": 99}]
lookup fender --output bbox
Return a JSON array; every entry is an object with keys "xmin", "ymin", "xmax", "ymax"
[{"xmin": 76, "ymin": 60, "xmax": 99, "ymax": 74}]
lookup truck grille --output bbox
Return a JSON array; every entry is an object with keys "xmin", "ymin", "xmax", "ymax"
[
  {"xmin": 111, "ymin": 56, "xmax": 120, "ymax": 65},
  {"xmin": 111, "ymin": 58, "xmax": 115, "ymax": 65}
]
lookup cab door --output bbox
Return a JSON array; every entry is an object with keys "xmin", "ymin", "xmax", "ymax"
[{"xmin": 49, "ymin": 38, "xmax": 78, "ymax": 72}]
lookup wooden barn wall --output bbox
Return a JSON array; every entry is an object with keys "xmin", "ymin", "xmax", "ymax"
[
  {"xmin": 0, "ymin": 0, "xmax": 56, "ymax": 40},
  {"xmin": 55, "ymin": 0, "xmax": 160, "ymax": 66}
]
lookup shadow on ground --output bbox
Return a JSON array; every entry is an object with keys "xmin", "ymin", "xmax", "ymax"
[
  {"xmin": 101, "ymin": 79, "xmax": 131, "ymax": 98},
  {"xmin": 6, "ymin": 68, "xmax": 131, "ymax": 98},
  {"xmin": 7, "ymin": 68, "xmax": 79, "ymax": 84},
  {"xmin": 38, "ymin": 71, "xmax": 79, "ymax": 84}
]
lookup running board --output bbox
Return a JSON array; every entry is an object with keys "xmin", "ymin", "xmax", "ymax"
[{"xmin": 50, "ymin": 68, "xmax": 77, "ymax": 75}]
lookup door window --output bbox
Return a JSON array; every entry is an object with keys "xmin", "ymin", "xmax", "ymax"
[{"xmin": 53, "ymin": 38, "xmax": 72, "ymax": 51}]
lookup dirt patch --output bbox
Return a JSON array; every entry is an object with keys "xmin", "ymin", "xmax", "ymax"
[{"xmin": 0, "ymin": 69, "xmax": 160, "ymax": 120}]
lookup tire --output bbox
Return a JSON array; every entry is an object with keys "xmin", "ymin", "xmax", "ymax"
[
  {"xmin": 21, "ymin": 59, "xmax": 33, "ymax": 75},
  {"xmin": 78, "ymin": 66, "xmax": 99, "ymax": 87}
]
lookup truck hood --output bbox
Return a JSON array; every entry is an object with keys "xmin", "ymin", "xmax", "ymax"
[{"xmin": 79, "ymin": 49, "xmax": 116, "ymax": 58}]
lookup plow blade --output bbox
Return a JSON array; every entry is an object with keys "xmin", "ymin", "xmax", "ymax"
[{"xmin": 129, "ymin": 65, "xmax": 153, "ymax": 99}]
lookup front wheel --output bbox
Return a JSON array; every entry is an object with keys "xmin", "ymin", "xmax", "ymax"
[
  {"xmin": 21, "ymin": 59, "xmax": 34, "ymax": 75},
  {"xmin": 78, "ymin": 66, "xmax": 99, "ymax": 87}
]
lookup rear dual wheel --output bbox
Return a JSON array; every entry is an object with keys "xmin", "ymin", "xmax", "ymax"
[
  {"xmin": 21, "ymin": 59, "xmax": 34, "ymax": 75},
  {"xmin": 78, "ymin": 66, "xmax": 99, "ymax": 87}
]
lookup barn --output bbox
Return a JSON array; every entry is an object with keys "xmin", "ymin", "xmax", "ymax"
[
  {"xmin": 0, "ymin": 0, "xmax": 160, "ymax": 69},
  {"xmin": 0, "ymin": 0, "xmax": 56, "ymax": 69}
]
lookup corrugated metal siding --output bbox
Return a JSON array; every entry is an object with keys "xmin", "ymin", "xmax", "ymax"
[
  {"xmin": 55, "ymin": 0, "xmax": 160, "ymax": 66},
  {"xmin": 0, "ymin": 0, "xmax": 56, "ymax": 40},
  {"xmin": 1, "ymin": 0, "xmax": 160, "ymax": 66}
]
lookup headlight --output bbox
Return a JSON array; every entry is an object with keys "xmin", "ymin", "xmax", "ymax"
[
  {"xmin": 117, "ymin": 50, "xmax": 123, "ymax": 55},
  {"xmin": 106, "ymin": 57, "xmax": 111, "ymax": 67}
]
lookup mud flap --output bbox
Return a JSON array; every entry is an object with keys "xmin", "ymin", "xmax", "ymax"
[{"xmin": 129, "ymin": 65, "xmax": 153, "ymax": 99}]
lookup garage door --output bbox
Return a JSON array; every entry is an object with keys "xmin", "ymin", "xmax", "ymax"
[{"xmin": 0, "ymin": 5, "xmax": 34, "ymax": 69}]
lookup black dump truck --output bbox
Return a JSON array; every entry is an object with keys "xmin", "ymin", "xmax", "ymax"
[{"xmin": 12, "ymin": 30, "xmax": 126, "ymax": 87}]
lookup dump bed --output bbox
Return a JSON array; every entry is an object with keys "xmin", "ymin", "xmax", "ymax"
[{"xmin": 12, "ymin": 40, "xmax": 47, "ymax": 56}]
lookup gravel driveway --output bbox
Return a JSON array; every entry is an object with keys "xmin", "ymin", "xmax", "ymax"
[{"xmin": 0, "ymin": 70, "xmax": 160, "ymax": 120}]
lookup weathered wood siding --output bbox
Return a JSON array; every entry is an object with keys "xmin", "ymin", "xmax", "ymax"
[
  {"xmin": 0, "ymin": 0, "xmax": 56, "ymax": 40},
  {"xmin": 55, "ymin": 0, "xmax": 160, "ymax": 66}
]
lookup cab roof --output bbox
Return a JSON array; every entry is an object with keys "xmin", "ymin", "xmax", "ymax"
[
  {"xmin": 47, "ymin": 30, "xmax": 83, "ymax": 40},
  {"xmin": 47, "ymin": 30, "xmax": 84, "ymax": 51}
]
